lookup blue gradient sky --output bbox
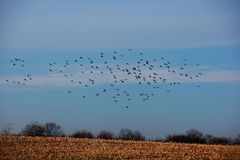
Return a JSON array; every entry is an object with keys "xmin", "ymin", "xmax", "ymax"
[{"xmin": 0, "ymin": 0, "xmax": 240, "ymax": 138}]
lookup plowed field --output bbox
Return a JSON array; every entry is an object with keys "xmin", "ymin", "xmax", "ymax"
[{"xmin": 1, "ymin": 136, "xmax": 240, "ymax": 159}]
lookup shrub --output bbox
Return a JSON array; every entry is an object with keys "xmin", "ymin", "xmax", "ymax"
[
  {"xmin": 72, "ymin": 130, "xmax": 94, "ymax": 139},
  {"xmin": 154, "ymin": 137, "xmax": 164, "ymax": 142},
  {"xmin": 208, "ymin": 136, "xmax": 230, "ymax": 145},
  {"xmin": 166, "ymin": 129, "xmax": 206, "ymax": 144},
  {"xmin": 165, "ymin": 134, "xmax": 188, "ymax": 143},
  {"xmin": 97, "ymin": 130, "xmax": 114, "ymax": 140}
]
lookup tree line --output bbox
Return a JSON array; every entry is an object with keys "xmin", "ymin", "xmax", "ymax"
[{"xmin": 1, "ymin": 121, "xmax": 240, "ymax": 145}]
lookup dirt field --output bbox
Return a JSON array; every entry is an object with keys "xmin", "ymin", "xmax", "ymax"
[{"xmin": 1, "ymin": 136, "xmax": 240, "ymax": 160}]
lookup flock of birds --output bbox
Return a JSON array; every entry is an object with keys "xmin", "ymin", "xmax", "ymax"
[{"xmin": 4, "ymin": 49, "xmax": 203, "ymax": 109}]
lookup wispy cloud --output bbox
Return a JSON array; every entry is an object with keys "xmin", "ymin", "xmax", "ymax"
[
  {"xmin": 189, "ymin": 70, "xmax": 240, "ymax": 83},
  {"xmin": 1, "ymin": 69, "xmax": 240, "ymax": 88},
  {"xmin": 1, "ymin": 1, "xmax": 240, "ymax": 49}
]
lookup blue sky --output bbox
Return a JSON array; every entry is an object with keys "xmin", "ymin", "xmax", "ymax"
[{"xmin": 0, "ymin": 0, "xmax": 240, "ymax": 138}]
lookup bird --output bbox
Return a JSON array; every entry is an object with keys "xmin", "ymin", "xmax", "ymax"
[{"xmin": 5, "ymin": 49, "xmax": 203, "ymax": 110}]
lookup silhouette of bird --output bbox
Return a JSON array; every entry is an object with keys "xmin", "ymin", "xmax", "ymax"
[{"xmin": 5, "ymin": 49, "xmax": 204, "ymax": 110}]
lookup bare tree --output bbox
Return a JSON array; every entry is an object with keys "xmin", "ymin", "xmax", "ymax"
[
  {"xmin": 233, "ymin": 134, "xmax": 240, "ymax": 145},
  {"xmin": 117, "ymin": 128, "xmax": 133, "ymax": 140},
  {"xmin": 44, "ymin": 122, "xmax": 64, "ymax": 137},
  {"xmin": 204, "ymin": 134, "xmax": 213, "ymax": 144},
  {"xmin": 186, "ymin": 129, "xmax": 203, "ymax": 138},
  {"xmin": 185, "ymin": 128, "xmax": 206, "ymax": 144},
  {"xmin": 21, "ymin": 121, "xmax": 45, "ymax": 136},
  {"xmin": 1, "ymin": 123, "xmax": 14, "ymax": 136},
  {"xmin": 166, "ymin": 129, "xmax": 206, "ymax": 144},
  {"xmin": 117, "ymin": 128, "xmax": 145, "ymax": 141}
]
